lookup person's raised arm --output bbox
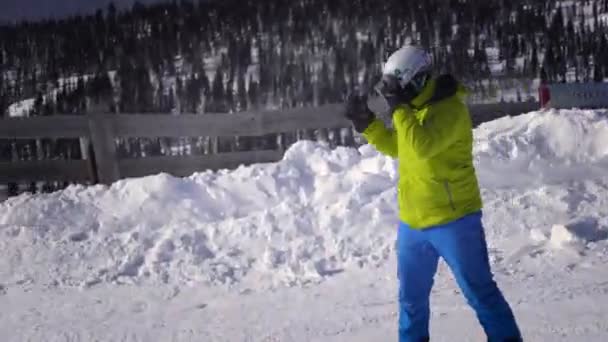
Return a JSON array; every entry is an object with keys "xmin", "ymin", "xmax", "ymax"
[{"xmin": 344, "ymin": 93, "xmax": 398, "ymax": 158}]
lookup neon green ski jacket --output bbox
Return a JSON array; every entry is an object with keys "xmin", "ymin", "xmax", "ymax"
[{"xmin": 363, "ymin": 75, "xmax": 482, "ymax": 229}]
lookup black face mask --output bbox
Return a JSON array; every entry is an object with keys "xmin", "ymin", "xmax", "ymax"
[{"xmin": 375, "ymin": 75, "xmax": 419, "ymax": 110}]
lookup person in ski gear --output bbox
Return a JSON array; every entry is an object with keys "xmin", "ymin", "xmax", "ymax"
[{"xmin": 343, "ymin": 45, "xmax": 522, "ymax": 342}]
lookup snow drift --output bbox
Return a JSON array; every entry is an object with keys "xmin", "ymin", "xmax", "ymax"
[
  {"xmin": 474, "ymin": 108, "xmax": 608, "ymax": 187},
  {"xmin": 0, "ymin": 142, "xmax": 400, "ymax": 289},
  {"xmin": 1, "ymin": 109, "xmax": 608, "ymax": 290}
]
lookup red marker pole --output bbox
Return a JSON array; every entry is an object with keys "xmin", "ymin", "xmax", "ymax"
[{"xmin": 539, "ymin": 82, "xmax": 550, "ymax": 109}]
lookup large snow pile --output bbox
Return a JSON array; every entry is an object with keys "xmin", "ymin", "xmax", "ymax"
[
  {"xmin": 474, "ymin": 109, "xmax": 608, "ymax": 187},
  {"xmin": 0, "ymin": 142, "xmax": 399, "ymax": 289},
  {"xmin": 1, "ymin": 109, "xmax": 608, "ymax": 292}
]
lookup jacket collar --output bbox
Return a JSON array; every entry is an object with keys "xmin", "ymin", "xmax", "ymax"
[
  {"xmin": 410, "ymin": 74, "xmax": 465, "ymax": 110},
  {"xmin": 410, "ymin": 78, "xmax": 437, "ymax": 109}
]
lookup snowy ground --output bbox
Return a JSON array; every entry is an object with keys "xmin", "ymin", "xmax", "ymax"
[{"xmin": 1, "ymin": 109, "xmax": 608, "ymax": 341}]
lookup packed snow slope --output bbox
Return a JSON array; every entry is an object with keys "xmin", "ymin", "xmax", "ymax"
[{"xmin": 1, "ymin": 108, "xmax": 608, "ymax": 341}]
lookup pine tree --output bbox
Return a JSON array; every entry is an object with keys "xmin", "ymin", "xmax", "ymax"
[
  {"xmin": 0, "ymin": 95, "xmax": 6, "ymax": 117},
  {"xmin": 225, "ymin": 76, "xmax": 235, "ymax": 113},
  {"xmin": 210, "ymin": 68, "xmax": 225, "ymax": 112},
  {"xmin": 248, "ymin": 74, "xmax": 259, "ymax": 110},
  {"xmin": 530, "ymin": 45, "xmax": 539, "ymax": 77},
  {"xmin": 594, "ymin": 54, "xmax": 604, "ymax": 82},
  {"xmin": 237, "ymin": 70, "xmax": 247, "ymax": 111},
  {"xmin": 33, "ymin": 92, "xmax": 44, "ymax": 116}
]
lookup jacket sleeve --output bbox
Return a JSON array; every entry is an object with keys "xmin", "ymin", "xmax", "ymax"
[
  {"xmin": 393, "ymin": 101, "xmax": 467, "ymax": 159},
  {"xmin": 361, "ymin": 118, "xmax": 398, "ymax": 158}
]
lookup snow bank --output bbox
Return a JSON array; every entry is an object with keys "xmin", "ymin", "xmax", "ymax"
[
  {"xmin": 474, "ymin": 109, "xmax": 608, "ymax": 187},
  {"xmin": 8, "ymin": 98, "xmax": 35, "ymax": 117},
  {"xmin": 1, "ymin": 109, "xmax": 608, "ymax": 290},
  {"xmin": 0, "ymin": 142, "xmax": 399, "ymax": 289}
]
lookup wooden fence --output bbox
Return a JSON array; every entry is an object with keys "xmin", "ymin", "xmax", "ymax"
[
  {"xmin": 0, "ymin": 100, "xmax": 538, "ymax": 187},
  {"xmin": 540, "ymin": 82, "xmax": 608, "ymax": 109}
]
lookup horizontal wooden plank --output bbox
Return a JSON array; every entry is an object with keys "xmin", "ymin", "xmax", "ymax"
[
  {"xmin": 118, "ymin": 150, "xmax": 284, "ymax": 178},
  {"xmin": 0, "ymin": 116, "xmax": 89, "ymax": 138},
  {"xmin": 0, "ymin": 159, "xmax": 91, "ymax": 183},
  {"xmin": 469, "ymin": 101, "xmax": 538, "ymax": 117},
  {"xmin": 469, "ymin": 101, "xmax": 539, "ymax": 126},
  {"xmin": 547, "ymin": 83, "xmax": 608, "ymax": 109},
  {"xmin": 111, "ymin": 104, "xmax": 351, "ymax": 138},
  {"xmin": 0, "ymin": 101, "xmax": 539, "ymax": 142}
]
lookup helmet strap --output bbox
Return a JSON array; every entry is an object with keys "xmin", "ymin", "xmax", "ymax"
[{"xmin": 409, "ymin": 72, "xmax": 429, "ymax": 94}]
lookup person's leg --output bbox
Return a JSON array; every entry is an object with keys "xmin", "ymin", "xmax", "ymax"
[
  {"xmin": 429, "ymin": 212, "xmax": 522, "ymax": 342},
  {"xmin": 397, "ymin": 221, "xmax": 440, "ymax": 342}
]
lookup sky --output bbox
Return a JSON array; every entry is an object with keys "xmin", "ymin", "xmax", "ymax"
[{"xmin": 0, "ymin": 0, "xmax": 167, "ymax": 23}]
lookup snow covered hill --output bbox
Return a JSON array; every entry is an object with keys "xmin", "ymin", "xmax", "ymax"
[{"xmin": 1, "ymin": 109, "xmax": 608, "ymax": 341}]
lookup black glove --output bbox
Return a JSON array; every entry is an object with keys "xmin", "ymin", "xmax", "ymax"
[{"xmin": 344, "ymin": 92, "xmax": 375, "ymax": 133}]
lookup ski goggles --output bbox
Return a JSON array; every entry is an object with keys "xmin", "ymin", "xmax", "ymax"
[
  {"xmin": 374, "ymin": 72, "xmax": 428, "ymax": 107},
  {"xmin": 374, "ymin": 74, "xmax": 402, "ymax": 97}
]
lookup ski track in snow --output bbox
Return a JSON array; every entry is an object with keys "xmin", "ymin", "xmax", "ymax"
[{"xmin": 1, "ymin": 109, "xmax": 608, "ymax": 341}]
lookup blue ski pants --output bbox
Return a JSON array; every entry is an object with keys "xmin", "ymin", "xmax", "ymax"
[{"xmin": 397, "ymin": 211, "xmax": 521, "ymax": 342}]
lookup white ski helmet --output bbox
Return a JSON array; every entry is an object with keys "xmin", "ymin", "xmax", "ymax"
[{"xmin": 380, "ymin": 45, "xmax": 432, "ymax": 93}]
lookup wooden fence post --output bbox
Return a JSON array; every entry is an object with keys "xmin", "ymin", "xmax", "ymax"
[
  {"xmin": 87, "ymin": 101, "xmax": 119, "ymax": 185},
  {"xmin": 0, "ymin": 185, "xmax": 7, "ymax": 202},
  {"xmin": 79, "ymin": 137, "xmax": 90, "ymax": 160}
]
